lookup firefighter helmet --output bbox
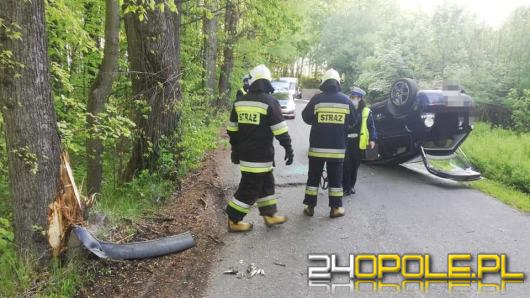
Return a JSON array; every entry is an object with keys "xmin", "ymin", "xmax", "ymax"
[
  {"xmin": 249, "ymin": 64, "xmax": 272, "ymax": 85},
  {"xmin": 320, "ymin": 69, "xmax": 341, "ymax": 86}
]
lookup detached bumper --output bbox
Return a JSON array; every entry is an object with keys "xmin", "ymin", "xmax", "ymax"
[
  {"xmin": 420, "ymin": 147, "xmax": 481, "ymax": 181},
  {"xmin": 74, "ymin": 225, "xmax": 195, "ymax": 260}
]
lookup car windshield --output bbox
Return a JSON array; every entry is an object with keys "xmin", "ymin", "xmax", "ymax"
[
  {"xmin": 272, "ymin": 81, "xmax": 289, "ymax": 91},
  {"xmin": 274, "ymin": 93, "xmax": 290, "ymax": 101}
]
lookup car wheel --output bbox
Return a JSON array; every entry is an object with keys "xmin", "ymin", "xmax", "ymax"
[{"xmin": 387, "ymin": 78, "xmax": 418, "ymax": 117}]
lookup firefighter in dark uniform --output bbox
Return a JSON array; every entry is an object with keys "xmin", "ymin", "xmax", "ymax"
[
  {"xmin": 235, "ymin": 75, "xmax": 250, "ymax": 101},
  {"xmin": 226, "ymin": 65, "xmax": 294, "ymax": 232},
  {"xmin": 301, "ymin": 69, "xmax": 356, "ymax": 218},
  {"xmin": 343, "ymin": 87, "xmax": 377, "ymax": 196}
]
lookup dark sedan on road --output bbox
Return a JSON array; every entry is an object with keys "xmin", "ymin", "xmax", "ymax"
[{"xmin": 363, "ymin": 78, "xmax": 481, "ymax": 181}]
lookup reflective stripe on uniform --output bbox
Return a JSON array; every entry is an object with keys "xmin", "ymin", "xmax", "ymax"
[
  {"xmin": 257, "ymin": 195, "xmax": 277, "ymax": 208},
  {"xmin": 315, "ymin": 107, "xmax": 350, "ymax": 114},
  {"xmin": 314, "ymin": 103, "xmax": 350, "ymax": 115},
  {"xmin": 348, "ymin": 133, "xmax": 358, "ymax": 138},
  {"xmin": 235, "ymin": 101, "xmax": 268, "ymax": 114},
  {"xmin": 305, "ymin": 186, "xmax": 318, "ymax": 196},
  {"xmin": 228, "ymin": 198, "xmax": 250, "ymax": 214},
  {"xmin": 329, "ymin": 187, "xmax": 343, "ymax": 197},
  {"xmin": 315, "ymin": 103, "xmax": 350, "ymax": 109},
  {"xmin": 308, "ymin": 147, "xmax": 345, "ymax": 159},
  {"xmin": 270, "ymin": 121, "xmax": 288, "ymax": 136},
  {"xmin": 239, "ymin": 160, "xmax": 273, "ymax": 173},
  {"xmin": 227, "ymin": 121, "xmax": 239, "ymax": 132}
]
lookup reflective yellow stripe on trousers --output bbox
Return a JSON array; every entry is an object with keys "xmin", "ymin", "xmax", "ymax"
[
  {"xmin": 257, "ymin": 195, "xmax": 277, "ymax": 208},
  {"xmin": 308, "ymin": 147, "xmax": 345, "ymax": 159},
  {"xmin": 239, "ymin": 161, "xmax": 273, "ymax": 173}
]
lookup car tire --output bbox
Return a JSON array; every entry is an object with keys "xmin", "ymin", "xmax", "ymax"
[{"xmin": 387, "ymin": 78, "xmax": 418, "ymax": 117}]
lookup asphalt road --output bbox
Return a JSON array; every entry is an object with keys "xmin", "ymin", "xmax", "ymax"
[{"xmin": 205, "ymin": 91, "xmax": 530, "ymax": 297}]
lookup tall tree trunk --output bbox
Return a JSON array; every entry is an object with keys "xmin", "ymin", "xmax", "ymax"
[
  {"xmin": 202, "ymin": 0, "xmax": 218, "ymax": 95},
  {"xmin": 86, "ymin": 0, "xmax": 120, "ymax": 196},
  {"xmin": 218, "ymin": 0, "xmax": 238, "ymax": 105},
  {"xmin": 123, "ymin": 1, "xmax": 182, "ymax": 181},
  {"xmin": 0, "ymin": 0, "xmax": 62, "ymax": 260}
]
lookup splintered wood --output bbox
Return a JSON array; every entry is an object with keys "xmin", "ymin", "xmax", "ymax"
[{"xmin": 48, "ymin": 151, "xmax": 86, "ymax": 257}]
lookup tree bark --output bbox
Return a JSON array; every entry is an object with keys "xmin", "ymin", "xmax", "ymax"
[
  {"xmin": 123, "ymin": 0, "xmax": 182, "ymax": 181},
  {"xmin": 0, "ymin": 0, "xmax": 62, "ymax": 260},
  {"xmin": 202, "ymin": 0, "xmax": 218, "ymax": 95},
  {"xmin": 86, "ymin": 0, "xmax": 120, "ymax": 196},
  {"xmin": 218, "ymin": 0, "xmax": 238, "ymax": 105}
]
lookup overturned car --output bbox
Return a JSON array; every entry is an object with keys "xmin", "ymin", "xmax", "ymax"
[{"xmin": 363, "ymin": 78, "xmax": 481, "ymax": 181}]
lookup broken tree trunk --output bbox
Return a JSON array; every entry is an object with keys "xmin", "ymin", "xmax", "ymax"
[{"xmin": 48, "ymin": 152, "xmax": 86, "ymax": 257}]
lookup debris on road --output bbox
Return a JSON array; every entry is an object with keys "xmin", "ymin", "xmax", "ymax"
[
  {"xmin": 224, "ymin": 262, "xmax": 266, "ymax": 279},
  {"xmin": 223, "ymin": 267, "xmax": 239, "ymax": 275},
  {"xmin": 247, "ymin": 263, "xmax": 265, "ymax": 278},
  {"xmin": 273, "ymin": 262, "xmax": 286, "ymax": 267}
]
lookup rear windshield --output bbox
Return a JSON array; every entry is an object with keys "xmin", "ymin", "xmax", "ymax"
[{"xmin": 272, "ymin": 81, "xmax": 289, "ymax": 91}]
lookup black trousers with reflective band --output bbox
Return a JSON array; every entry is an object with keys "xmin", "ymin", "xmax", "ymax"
[
  {"xmin": 304, "ymin": 158, "xmax": 343, "ymax": 208},
  {"xmin": 226, "ymin": 171, "xmax": 277, "ymax": 222},
  {"xmin": 343, "ymin": 137, "xmax": 362, "ymax": 191}
]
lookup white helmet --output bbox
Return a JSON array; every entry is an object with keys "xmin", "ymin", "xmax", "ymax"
[
  {"xmin": 249, "ymin": 64, "xmax": 272, "ymax": 85},
  {"xmin": 320, "ymin": 68, "xmax": 341, "ymax": 86}
]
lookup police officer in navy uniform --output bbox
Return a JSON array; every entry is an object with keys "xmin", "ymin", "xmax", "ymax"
[
  {"xmin": 226, "ymin": 65, "xmax": 294, "ymax": 232},
  {"xmin": 301, "ymin": 69, "xmax": 356, "ymax": 218},
  {"xmin": 235, "ymin": 75, "xmax": 250, "ymax": 101},
  {"xmin": 343, "ymin": 87, "xmax": 377, "ymax": 196}
]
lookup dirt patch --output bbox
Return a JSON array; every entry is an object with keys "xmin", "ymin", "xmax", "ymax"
[{"xmin": 77, "ymin": 149, "xmax": 229, "ymax": 298}]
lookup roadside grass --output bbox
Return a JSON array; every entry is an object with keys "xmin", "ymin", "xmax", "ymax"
[
  {"xmin": 467, "ymin": 179, "xmax": 530, "ymax": 212},
  {"xmin": 94, "ymin": 171, "xmax": 174, "ymax": 224},
  {"xmin": 0, "ymin": 238, "xmax": 81, "ymax": 297},
  {"xmin": 463, "ymin": 122, "xmax": 530, "ymax": 211}
]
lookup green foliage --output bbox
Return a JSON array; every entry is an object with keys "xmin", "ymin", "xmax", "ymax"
[
  {"xmin": 0, "ymin": 119, "xmax": 9, "ymax": 217},
  {"xmin": 463, "ymin": 122, "xmax": 530, "ymax": 194},
  {"xmin": 123, "ymin": 0, "xmax": 178, "ymax": 21},
  {"xmin": 310, "ymin": 1, "xmax": 530, "ymax": 114},
  {"xmin": 507, "ymin": 89, "xmax": 530, "ymax": 132},
  {"xmin": 173, "ymin": 94, "xmax": 227, "ymax": 180}
]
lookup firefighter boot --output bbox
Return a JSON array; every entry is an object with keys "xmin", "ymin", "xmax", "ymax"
[
  {"xmin": 330, "ymin": 207, "xmax": 345, "ymax": 218},
  {"xmin": 263, "ymin": 215, "xmax": 288, "ymax": 227},
  {"xmin": 228, "ymin": 218, "xmax": 253, "ymax": 232},
  {"xmin": 303, "ymin": 205, "xmax": 314, "ymax": 217}
]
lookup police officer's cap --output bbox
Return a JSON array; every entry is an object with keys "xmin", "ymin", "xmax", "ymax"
[{"xmin": 350, "ymin": 87, "xmax": 366, "ymax": 97}]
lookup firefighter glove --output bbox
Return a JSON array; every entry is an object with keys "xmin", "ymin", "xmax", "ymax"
[{"xmin": 284, "ymin": 147, "xmax": 294, "ymax": 165}]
